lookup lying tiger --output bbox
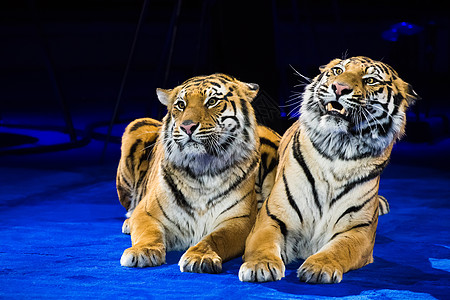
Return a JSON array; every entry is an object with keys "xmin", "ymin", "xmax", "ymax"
[
  {"xmin": 239, "ymin": 56, "xmax": 418, "ymax": 283},
  {"xmin": 117, "ymin": 73, "xmax": 280, "ymax": 273}
]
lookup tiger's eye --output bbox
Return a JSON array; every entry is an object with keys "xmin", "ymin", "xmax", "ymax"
[
  {"xmin": 207, "ymin": 98, "xmax": 218, "ymax": 107},
  {"xmin": 333, "ymin": 67, "xmax": 343, "ymax": 75},
  {"xmin": 364, "ymin": 78, "xmax": 378, "ymax": 85},
  {"xmin": 175, "ymin": 101, "xmax": 185, "ymax": 110}
]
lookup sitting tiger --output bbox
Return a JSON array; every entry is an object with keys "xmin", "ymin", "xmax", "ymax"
[
  {"xmin": 239, "ymin": 56, "xmax": 418, "ymax": 283},
  {"xmin": 117, "ymin": 73, "xmax": 280, "ymax": 273}
]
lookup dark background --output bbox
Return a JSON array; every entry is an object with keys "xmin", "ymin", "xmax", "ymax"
[
  {"xmin": 0, "ymin": 3, "xmax": 449, "ymax": 298},
  {"xmin": 1, "ymin": 0, "xmax": 449, "ymax": 154}
]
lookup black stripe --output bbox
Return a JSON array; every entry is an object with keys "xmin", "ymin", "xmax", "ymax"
[
  {"xmin": 127, "ymin": 139, "xmax": 142, "ymax": 162},
  {"xmin": 216, "ymin": 73, "xmax": 235, "ymax": 81},
  {"xmin": 220, "ymin": 115, "xmax": 239, "ymax": 124},
  {"xmin": 265, "ymin": 200, "xmax": 287, "ymax": 237},
  {"xmin": 259, "ymin": 153, "xmax": 278, "ymax": 187},
  {"xmin": 217, "ymin": 190, "xmax": 252, "ymax": 218},
  {"xmin": 156, "ymin": 195, "xmax": 185, "ymax": 234},
  {"xmin": 259, "ymin": 137, "xmax": 278, "ymax": 150},
  {"xmin": 378, "ymin": 195, "xmax": 390, "ymax": 215},
  {"xmin": 219, "ymin": 102, "xmax": 228, "ymax": 114},
  {"xmin": 330, "ymin": 223, "xmax": 371, "ymax": 241},
  {"xmin": 216, "ymin": 77, "xmax": 229, "ymax": 85},
  {"xmin": 214, "ymin": 215, "xmax": 250, "ymax": 231},
  {"xmin": 329, "ymin": 159, "xmax": 388, "ymax": 208},
  {"xmin": 135, "ymin": 170, "xmax": 148, "ymax": 196},
  {"xmin": 207, "ymin": 156, "xmax": 259, "ymax": 206},
  {"xmin": 230, "ymin": 100, "xmax": 237, "ymax": 115},
  {"xmin": 163, "ymin": 115, "xmax": 172, "ymax": 144},
  {"xmin": 182, "ymin": 77, "xmax": 205, "ymax": 85},
  {"xmin": 240, "ymin": 98, "xmax": 251, "ymax": 128},
  {"xmin": 162, "ymin": 166, "xmax": 194, "ymax": 217},
  {"xmin": 129, "ymin": 120, "xmax": 161, "ymax": 133},
  {"xmin": 379, "ymin": 63, "xmax": 391, "ymax": 76},
  {"xmin": 136, "ymin": 140, "xmax": 155, "ymax": 171},
  {"xmin": 282, "ymin": 171, "xmax": 303, "ymax": 224},
  {"xmin": 125, "ymin": 139, "xmax": 142, "ymax": 175},
  {"xmin": 334, "ymin": 187, "xmax": 377, "ymax": 227},
  {"xmin": 292, "ymin": 131, "xmax": 322, "ymax": 217},
  {"xmin": 118, "ymin": 171, "xmax": 133, "ymax": 189}
]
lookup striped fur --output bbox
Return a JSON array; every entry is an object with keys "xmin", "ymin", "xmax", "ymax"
[
  {"xmin": 239, "ymin": 57, "xmax": 418, "ymax": 283},
  {"xmin": 118, "ymin": 74, "xmax": 280, "ymax": 273}
]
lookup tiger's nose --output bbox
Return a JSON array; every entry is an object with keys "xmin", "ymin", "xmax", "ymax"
[
  {"xmin": 180, "ymin": 120, "xmax": 199, "ymax": 136},
  {"xmin": 332, "ymin": 82, "xmax": 353, "ymax": 97}
]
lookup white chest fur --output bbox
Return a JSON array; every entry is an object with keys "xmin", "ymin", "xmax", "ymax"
[
  {"xmin": 158, "ymin": 162, "xmax": 254, "ymax": 251},
  {"xmin": 280, "ymin": 128, "xmax": 383, "ymax": 262}
]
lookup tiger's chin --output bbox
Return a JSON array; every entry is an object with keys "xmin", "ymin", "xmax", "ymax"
[
  {"xmin": 168, "ymin": 143, "xmax": 233, "ymax": 178},
  {"xmin": 317, "ymin": 115, "xmax": 351, "ymax": 135},
  {"xmin": 181, "ymin": 141, "xmax": 208, "ymax": 155}
]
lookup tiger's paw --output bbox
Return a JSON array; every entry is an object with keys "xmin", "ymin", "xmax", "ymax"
[
  {"xmin": 239, "ymin": 258, "xmax": 285, "ymax": 282},
  {"xmin": 120, "ymin": 244, "xmax": 166, "ymax": 268},
  {"xmin": 297, "ymin": 254, "xmax": 343, "ymax": 284},
  {"xmin": 122, "ymin": 218, "xmax": 131, "ymax": 235},
  {"xmin": 179, "ymin": 246, "xmax": 222, "ymax": 274}
]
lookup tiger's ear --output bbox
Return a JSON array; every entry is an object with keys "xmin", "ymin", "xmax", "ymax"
[
  {"xmin": 319, "ymin": 65, "xmax": 327, "ymax": 72},
  {"xmin": 405, "ymin": 84, "xmax": 421, "ymax": 106},
  {"xmin": 245, "ymin": 83, "xmax": 259, "ymax": 102},
  {"xmin": 156, "ymin": 88, "xmax": 171, "ymax": 106},
  {"xmin": 396, "ymin": 77, "xmax": 420, "ymax": 107}
]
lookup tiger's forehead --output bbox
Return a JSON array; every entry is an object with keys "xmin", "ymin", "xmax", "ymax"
[
  {"xmin": 334, "ymin": 57, "xmax": 389, "ymax": 78},
  {"xmin": 178, "ymin": 80, "xmax": 229, "ymax": 99}
]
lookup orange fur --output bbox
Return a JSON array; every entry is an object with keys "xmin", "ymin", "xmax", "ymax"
[
  {"xmin": 240, "ymin": 57, "xmax": 418, "ymax": 283},
  {"xmin": 117, "ymin": 74, "xmax": 280, "ymax": 273}
]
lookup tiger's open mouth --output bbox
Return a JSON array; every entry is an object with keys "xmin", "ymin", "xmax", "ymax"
[{"xmin": 325, "ymin": 101, "xmax": 349, "ymax": 120}]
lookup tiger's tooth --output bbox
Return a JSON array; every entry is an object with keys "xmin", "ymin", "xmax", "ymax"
[{"xmin": 326, "ymin": 103, "xmax": 333, "ymax": 111}]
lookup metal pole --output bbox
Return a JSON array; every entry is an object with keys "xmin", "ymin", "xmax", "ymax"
[{"xmin": 102, "ymin": 0, "xmax": 150, "ymax": 159}]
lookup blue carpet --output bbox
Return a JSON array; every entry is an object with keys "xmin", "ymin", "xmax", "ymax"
[{"xmin": 0, "ymin": 138, "xmax": 449, "ymax": 299}]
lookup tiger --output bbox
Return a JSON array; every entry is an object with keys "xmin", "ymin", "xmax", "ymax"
[
  {"xmin": 117, "ymin": 73, "xmax": 280, "ymax": 273},
  {"xmin": 239, "ymin": 56, "xmax": 418, "ymax": 283}
]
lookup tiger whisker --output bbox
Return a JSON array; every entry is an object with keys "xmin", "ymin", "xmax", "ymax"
[
  {"xmin": 366, "ymin": 104, "xmax": 394, "ymax": 120},
  {"xmin": 362, "ymin": 107, "xmax": 388, "ymax": 134},
  {"xmin": 280, "ymin": 101, "xmax": 301, "ymax": 108},
  {"xmin": 140, "ymin": 141, "xmax": 158, "ymax": 153},
  {"xmin": 287, "ymin": 103, "xmax": 302, "ymax": 119},
  {"xmin": 290, "ymin": 64, "xmax": 312, "ymax": 83},
  {"xmin": 359, "ymin": 108, "xmax": 376, "ymax": 136}
]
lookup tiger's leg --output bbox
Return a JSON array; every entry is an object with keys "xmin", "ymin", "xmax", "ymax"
[
  {"xmin": 238, "ymin": 201, "xmax": 286, "ymax": 282},
  {"xmin": 120, "ymin": 201, "xmax": 166, "ymax": 268},
  {"xmin": 298, "ymin": 215, "xmax": 378, "ymax": 284},
  {"xmin": 179, "ymin": 196, "xmax": 257, "ymax": 274}
]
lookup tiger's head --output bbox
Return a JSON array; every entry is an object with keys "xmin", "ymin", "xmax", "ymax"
[
  {"xmin": 157, "ymin": 73, "xmax": 260, "ymax": 175},
  {"xmin": 300, "ymin": 56, "xmax": 419, "ymax": 160}
]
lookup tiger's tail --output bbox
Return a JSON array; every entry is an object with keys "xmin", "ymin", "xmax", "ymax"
[
  {"xmin": 116, "ymin": 118, "xmax": 161, "ymax": 218},
  {"xmin": 378, "ymin": 195, "xmax": 390, "ymax": 216},
  {"xmin": 256, "ymin": 125, "xmax": 281, "ymax": 210}
]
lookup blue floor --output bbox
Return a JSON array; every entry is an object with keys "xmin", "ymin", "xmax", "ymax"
[{"xmin": 0, "ymin": 134, "xmax": 449, "ymax": 299}]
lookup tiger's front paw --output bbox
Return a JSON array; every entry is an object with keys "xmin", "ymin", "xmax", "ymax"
[
  {"xmin": 179, "ymin": 246, "xmax": 222, "ymax": 274},
  {"xmin": 239, "ymin": 258, "xmax": 285, "ymax": 282},
  {"xmin": 297, "ymin": 253, "xmax": 343, "ymax": 284},
  {"xmin": 120, "ymin": 244, "xmax": 166, "ymax": 268}
]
